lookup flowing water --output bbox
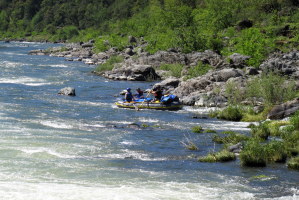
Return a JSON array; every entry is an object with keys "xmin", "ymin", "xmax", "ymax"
[{"xmin": 0, "ymin": 41, "xmax": 298, "ymax": 200}]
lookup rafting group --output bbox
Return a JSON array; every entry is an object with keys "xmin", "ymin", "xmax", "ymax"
[{"xmin": 115, "ymin": 86, "xmax": 182, "ymax": 110}]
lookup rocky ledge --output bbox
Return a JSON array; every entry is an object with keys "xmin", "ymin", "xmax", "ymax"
[{"xmin": 29, "ymin": 37, "xmax": 299, "ymax": 118}]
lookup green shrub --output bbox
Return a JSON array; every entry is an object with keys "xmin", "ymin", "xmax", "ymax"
[
  {"xmin": 232, "ymin": 28, "xmax": 275, "ymax": 67},
  {"xmin": 246, "ymin": 73, "xmax": 297, "ymax": 106},
  {"xmin": 198, "ymin": 150, "xmax": 236, "ymax": 163},
  {"xmin": 159, "ymin": 64, "xmax": 184, "ymax": 78},
  {"xmin": 267, "ymin": 120, "xmax": 290, "ymax": 137},
  {"xmin": 287, "ymin": 156, "xmax": 299, "ymax": 170},
  {"xmin": 250, "ymin": 122, "xmax": 271, "ymax": 140},
  {"xmin": 94, "ymin": 34, "xmax": 128, "ymax": 52},
  {"xmin": 95, "ymin": 55, "xmax": 124, "ymax": 73},
  {"xmin": 282, "ymin": 130, "xmax": 299, "ymax": 156},
  {"xmin": 217, "ymin": 106, "xmax": 243, "ymax": 121},
  {"xmin": 265, "ymin": 141, "xmax": 287, "ymax": 163},
  {"xmin": 186, "ymin": 62, "xmax": 212, "ymax": 79},
  {"xmin": 240, "ymin": 139, "xmax": 267, "ymax": 167},
  {"xmin": 290, "ymin": 111, "xmax": 299, "ymax": 130},
  {"xmin": 225, "ymin": 80, "xmax": 244, "ymax": 105},
  {"xmin": 191, "ymin": 126, "xmax": 203, "ymax": 133}
]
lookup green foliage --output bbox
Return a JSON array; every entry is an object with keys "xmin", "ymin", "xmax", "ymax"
[
  {"xmin": 217, "ymin": 106, "xmax": 243, "ymax": 121},
  {"xmin": 186, "ymin": 62, "xmax": 212, "ymax": 79},
  {"xmin": 240, "ymin": 139, "xmax": 267, "ymax": 167},
  {"xmin": 290, "ymin": 111, "xmax": 299, "ymax": 130},
  {"xmin": 198, "ymin": 150, "xmax": 236, "ymax": 163},
  {"xmin": 95, "ymin": 55, "xmax": 124, "ymax": 73},
  {"xmin": 159, "ymin": 64, "xmax": 184, "ymax": 78},
  {"xmin": 212, "ymin": 132, "xmax": 249, "ymax": 145},
  {"xmin": 191, "ymin": 126, "xmax": 203, "ymax": 133},
  {"xmin": 232, "ymin": 28, "xmax": 275, "ymax": 67},
  {"xmin": 225, "ymin": 80, "xmax": 244, "ymax": 105},
  {"xmin": 205, "ymin": 129, "xmax": 217, "ymax": 133},
  {"xmin": 0, "ymin": 0, "xmax": 298, "ymax": 59},
  {"xmin": 287, "ymin": 156, "xmax": 299, "ymax": 170},
  {"xmin": 265, "ymin": 140, "xmax": 287, "ymax": 163},
  {"xmin": 94, "ymin": 34, "xmax": 129, "ymax": 52},
  {"xmin": 250, "ymin": 122, "xmax": 271, "ymax": 140},
  {"xmin": 246, "ymin": 73, "xmax": 297, "ymax": 106}
]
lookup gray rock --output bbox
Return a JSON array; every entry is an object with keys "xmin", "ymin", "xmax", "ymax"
[
  {"xmin": 81, "ymin": 42, "xmax": 93, "ymax": 48},
  {"xmin": 267, "ymin": 98, "xmax": 299, "ymax": 119},
  {"xmin": 228, "ymin": 142, "xmax": 243, "ymax": 153},
  {"xmin": 153, "ymin": 77, "xmax": 180, "ymax": 92},
  {"xmin": 229, "ymin": 53, "xmax": 251, "ymax": 68},
  {"xmin": 260, "ymin": 51, "xmax": 299, "ymax": 76},
  {"xmin": 213, "ymin": 68, "xmax": 243, "ymax": 82},
  {"xmin": 58, "ymin": 87, "xmax": 76, "ymax": 96}
]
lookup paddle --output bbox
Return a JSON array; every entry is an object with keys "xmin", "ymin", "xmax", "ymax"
[{"xmin": 138, "ymin": 89, "xmax": 152, "ymax": 110}]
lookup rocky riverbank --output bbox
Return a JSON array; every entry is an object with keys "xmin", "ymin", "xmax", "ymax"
[{"xmin": 28, "ymin": 37, "xmax": 299, "ymax": 119}]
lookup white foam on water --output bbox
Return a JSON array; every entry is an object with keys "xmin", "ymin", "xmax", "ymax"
[
  {"xmin": 39, "ymin": 120, "xmax": 74, "ymax": 129},
  {"xmin": 180, "ymin": 106, "xmax": 218, "ymax": 114},
  {"xmin": 0, "ymin": 61, "xmax": 24, "ymax": 68},
  {"xmin": 39, "ymin": 64, "xmax": 68, "ymax": 68},
  {"xmin": 17, "ymin": 147, "xmax": 77, "ymax": 159},
  {"xmin": 120, "ymin": 140, "xmax": 138, "ymax": 146},
  {"xmin": 101, "ymin": 149, "xmax": 167, "ymax": 161},
  {"xmin": 0, "ymin": 180, "xmax": 258, "ymax": 200},
  {"xmin": 138, "ymin": 117, "xmax": 159, "ymax": 123},
  {"xmin": 0, "ymin": 77, "xmax": 52, "ymax": 86}
]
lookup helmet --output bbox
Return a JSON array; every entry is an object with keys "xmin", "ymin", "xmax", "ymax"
[{"xmin": 126, "ymin": 88, "xmax": 131, "ymax": 91}]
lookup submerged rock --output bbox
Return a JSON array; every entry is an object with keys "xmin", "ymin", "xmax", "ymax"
[{"xmin": 58, "ymin": 87, "xmax": 76, "ymax": 96}]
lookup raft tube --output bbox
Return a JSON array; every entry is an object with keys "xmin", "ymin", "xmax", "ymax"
[{"xmin": 115, "ymin": 100, "xmax": 183, "ymax": 110}]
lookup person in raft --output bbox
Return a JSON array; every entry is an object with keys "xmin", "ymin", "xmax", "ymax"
[
  {"xmin": 125, "ymin": 88, "xmax": 134, "ymax": 102},
  {"xmin": 135, "ymin": 88, "xmax": 144, "ymax": 99},
  {"xmin": 151, "ymin": 86, "xmax": 163, "ymax": 102}
]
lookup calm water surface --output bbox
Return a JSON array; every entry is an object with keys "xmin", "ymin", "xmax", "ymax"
[{"xmin": 0, "ymin": 41, "xmax": 298, "ymax": 200}]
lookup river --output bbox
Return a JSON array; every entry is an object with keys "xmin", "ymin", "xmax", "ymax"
[{"xmin": 0, "ymin": 41, "xmax": 298, "ymax": 200}]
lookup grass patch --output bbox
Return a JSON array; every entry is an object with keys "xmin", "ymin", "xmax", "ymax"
[
  {"xmin": 265, "ymin": 141, "xmax": 287, "ymax": 163},
  {"xmin": 181, "ymin": 135, "xmax": 199, "ymax": 151},
  {"xmin": 290, "ymin": 111, "xmax": 299, "ymax": 130},
  {"xmin": 287, "ymin": 156, "xmax": 299, "ymax": 170},
  {"xmin": 212, "ymin": 132, "xmax": 249, "ymax": 145},
  {"xmin": 205, "ymin": 129, "xmax": 217, "ymax": 133},
  {"xmin": 198, "ymin": 150, "xmax": 236, "ymax": 163},
  {"xmin": 186, "ymin": 62, "xmax": 212, "ymax": 79},
  {"xmin": 191, "ymin": 126, "xmax": 204, "ymax": 133},
  {"xmin": 95, "ymin": 55, "xmax": 124, "ymax": 73},
  {"xmin": 159, "ymin": 64, "xmax": 184, "ymax": 78},
  {"xmin": 250, "ymin": 122, "xmax": 271, "ymax": 140}
]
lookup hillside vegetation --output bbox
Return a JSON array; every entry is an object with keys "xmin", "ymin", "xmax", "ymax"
[{"xmin": 1, "ymin": 0, "xmax": 298, "ymax": 66}]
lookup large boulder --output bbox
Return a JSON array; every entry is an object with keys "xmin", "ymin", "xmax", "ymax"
[
  {"xmin": 267, "ymin": 98, "xmax": 299, "ymax": 119},
  {"xmin": 186, "ymin": 50, "xmax": 226, "ymax": 68},
  {"xmin": 103, "ymin": 65, "xmax": 160, "ymax": 81},
  {"xmin": 58, "ymin": 87, "xmax": 76, "ymax": 96},
  {"xmin": 153, "ymin": 77, "xmax": 180, "ymax": 93},
  {"xmin": 213, "ymin": 68, "xmax": 244, "ymax": 82}
]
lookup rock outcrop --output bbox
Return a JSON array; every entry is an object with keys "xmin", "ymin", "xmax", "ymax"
[
  {"xmin": 267, "ymin": 98, "xmax": 299, "ymax": 119},
  {"xmin": 260, "ymin": 51, "xmax": 299, "ymax": 77}
]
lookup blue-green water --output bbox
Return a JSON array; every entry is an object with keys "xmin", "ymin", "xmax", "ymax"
[{"xmin": 0, "ymin": 41, "xmax": 298, "ymax": 200}]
